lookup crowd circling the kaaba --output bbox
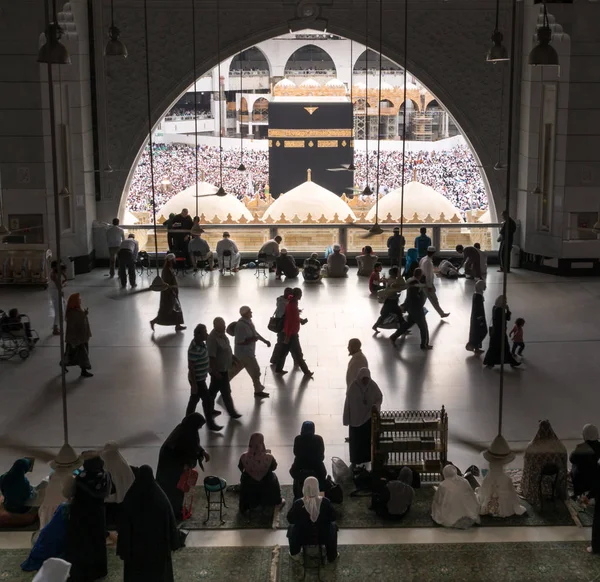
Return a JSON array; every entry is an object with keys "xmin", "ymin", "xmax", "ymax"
[{"xmin": 127, "ymin": 143, "xmax": 488, "ymax": 217}]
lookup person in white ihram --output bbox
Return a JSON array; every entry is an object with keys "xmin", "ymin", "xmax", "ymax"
[
  {"xmin": 216, "ymin": 231, "xmax": 241, "ymax": 272},
  {"xmin": 346, "ymin": 338, "xmax": 368, "ymax": 389},
  {"xmin": 418, "ymin": 246, "xmax": 450, "ymax": 318},
  {"xmin": 259, "ymin": 235, "xmax": 282, "ymax": 271}
]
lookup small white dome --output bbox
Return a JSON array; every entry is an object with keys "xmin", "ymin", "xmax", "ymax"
[
  {"xmin": 159, "ymin": 181, "xmax": 253, "ymax": 222},
  {"xmin": 275, "ymin": 78, "xmax": 296, "ymax": 88},
  {"xmin": 325, "ymin": 78, "xmax": 345, "ymax": 87},
  {"xmin": 365, "ymin": 181, "xmax": 463, "ymax": 222},
  {"xmin": 300, "ymin": 78, "xmax": 320, "ymax": 88},
  {"xmin": 263, "ymin": 178, "xmax": 356, "ymax": 223}
]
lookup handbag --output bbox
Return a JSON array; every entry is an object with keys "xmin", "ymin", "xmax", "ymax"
[
  {"xmin": 324, "ymin": 476, "xmax": 343, "ymax": 504},
  {"xmin": 177, "ymin": 468, "xmax": 199, "ymax": 493},
  {"xmin": 268, "ymin": 315, "xmax": 284, "ymax": 333}
]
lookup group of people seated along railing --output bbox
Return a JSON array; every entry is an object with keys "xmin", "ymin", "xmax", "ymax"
[{"xmin": 2, "ymin": 418, "xmax": 599, "ymax": 576}]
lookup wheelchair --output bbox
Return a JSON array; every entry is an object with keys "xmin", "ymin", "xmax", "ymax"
[{"xmin": 0, "ymin": 310, "xmax": 39, "ymax": 360}]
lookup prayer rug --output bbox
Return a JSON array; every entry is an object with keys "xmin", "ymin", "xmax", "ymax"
[
  {"xmin": 278, "ymin": 484, "xmax": 576, "ymax": 529},
  {"xmin": 0, "ymin": 546, "xmax": 276, "ymax": 581},
  {"xmin": 278, "ymin": 542, "xmax": 599, "ymax": 582}
]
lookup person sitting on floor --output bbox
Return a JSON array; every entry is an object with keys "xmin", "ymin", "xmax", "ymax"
[
  {"xmin": 322, "ymin": 244, "xmax": 348, "ymax": 278},
  {"xmin": 371, "ymin": 467, "xmax": 415, "ymax": 520},
  {"xmin": 238, "ymin": 433, "xmax": 283, "ymax": 513},
  {"xmin": 290, "ymin": 421, "xmax": 327, "ymax": 499},
  {"xmin": 368, "ymin": 263, "xmax": 386, "ymax": 295},
  {"xmin": 275, "ymin": 248, "xmax": 299, "ymax": 280},
  {"xmin": 438, "ymin": 259, "xmax": 460, "ymax": 279},
  {"xmin": 357, "ymin": 246, "xmax": 378, "ymax": 277},
  {"xmin": 302, "ymin": 253, "xmax": 322, "ymax": 283},
  {"xmin": 287, "ymin": 476, "xmax": 338, "ymax": 564},
  {"xmin": 520, "ymin": 420, "xmax": 567, "ymax": 506},
  {"xmin": 570, "ymin": 424, "xmax": 600, "ymax": 499},
  {"xmin": 0, "ymin": 458, "xmax": 36, "ymax": 514},
  {"xmin": 431, "ymin": 465, "xmax": 480, "ymax": 529}
]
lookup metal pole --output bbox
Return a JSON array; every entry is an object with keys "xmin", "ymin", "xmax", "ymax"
[
  {"xmin": 399, "ymin": 0, "xmax": 409, "ymax": 260},
  {"xmin": 498, "ymin": 0, "xmax": 518, "ymax": 435},
  {"xmin": 45, "ymin": 0, "xmax": 69, "ymax": 444},
  {"xmin": 192, "ymin": 0, "xmax": 199, "ymax": 218}
]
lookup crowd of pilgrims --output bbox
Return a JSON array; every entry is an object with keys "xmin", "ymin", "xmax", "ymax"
[
  {"xmin": 126, "ymin": 143, "xmax": 487, "ymax": 217},
  {"xmin": 2, "ymin": 418, "xmax": 600, "ymax": 580}
]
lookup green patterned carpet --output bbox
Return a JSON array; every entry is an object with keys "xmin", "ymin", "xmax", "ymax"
[
  {"xmin": 279, "ymin": 485, "xmax": 576, "ymax": 529},
  {"xmin": 0, "ymin": 547, "xmax": 275, "ymax": 581},
  {"xmin": 279, "ymin": 542, "xmax": 600, "ymax": 582},
  {"xmin": 178, "ymin": 483, "xmax": 576, "ymax": 530}
]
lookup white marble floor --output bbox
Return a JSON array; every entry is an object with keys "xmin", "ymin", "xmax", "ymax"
[{"xmin": 0, "ymin": 266, "xmax": 599, "ymax": 546}]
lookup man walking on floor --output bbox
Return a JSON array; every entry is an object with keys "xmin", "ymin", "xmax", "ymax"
[
  {"xmin": 106, "ymin": 218, "xmax": 125, "ymax": 278},
  {"xmin": 186, "ymin": 324, "xmax": 222, "ymax": 431},
  {"xmin": 230, "ymin": 306, "xmax": 271, "ymax": 398},
  {"xmin": 275, "ymin": 288, "xmax": 313, "ymax": 378},
  {"xmin": 207, "ymin": 317, "xmax": 242, "ymax": 420},
  {"xmin": 419, "ymin": 246, "xmax": 450, "ymax": 318}
]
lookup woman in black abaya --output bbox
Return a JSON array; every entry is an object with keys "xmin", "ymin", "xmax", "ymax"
[
  {"xmin": 118, "ymin": 465, "xmax": 182, "ymax": 582},
  {"xmin": 156, "ymin": 413, "xmax": 210, "ymax": 520},
  {"xmin": 66, "ymin": 456, "xmax": 112, "ymax": 582},
  {"xmin": 483, "ymin": 295, "xmax": 521, "ymax": 368},
  {"xmin": 466, "ymin": 280, "xmax": 487, "ymax": 353}
]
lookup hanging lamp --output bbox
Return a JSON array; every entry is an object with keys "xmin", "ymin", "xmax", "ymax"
[
  {"xmin": 237, "ymin": 51, "xmax": 246, "ymax": 172},
  {"xmin": 486, "ymin": 0, "xmax": 509, "ymax": 62},
  {"xmin": 369, "ymin": 0, "xmax": 385, "ymax": 236},
  {"xmin": 528, "ymin": 3, "xmax": 559, "ymax": 67},
  {"xmin": 105, "ymin": 0, "xmax": 128, "ymax": 58},
  {"xmin": 38, "ymin": 0, "xmax": 71, "ymax": 65},
  {"xmin": 397, "ymin": 0, "xmax": 409, "ymax": 247},
  {"xmin": 362, "ymin": 0, "xmax": 371, "ymax": 197},
  {"xmin": 215, "ymin": 0, "xmax": 227, "ymax": 197},
  {"xmin": 141, "ymin": 0, "xmax": 169, "ymax": 293}
]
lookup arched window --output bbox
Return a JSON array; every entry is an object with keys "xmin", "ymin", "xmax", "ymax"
[
  {"xmin": 426, "ymin": 99, "xmax": 442, "ymax": 112},
  {"xmin": 353, "ymin": 49, "xmax": 402, "ymax": 74},
  {"xmin": 354, "ymin": 98, "xmax": 370, "ymax": 110},
  {"xmin": 379, "ymin": 99, "xmax": 394, "ymax": 109},
  {"xmin": 229, "ymin": 47, "xmax": 270, "ymax": 76},
  {"xmin": 252, "ymin": 97, "xmax": 269, "ymax": 121},
  {"xmin": 240, "ymin": 97, "xmax": 248, "ymax": 113},
  {"xmin": 284, "ymin": 45, "xmax": 337, "ymax": 76}
]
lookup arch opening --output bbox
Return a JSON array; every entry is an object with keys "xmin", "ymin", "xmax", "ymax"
[{"xmin": 123, "ymin": 30, "xmax": 495, "ymax": 231}]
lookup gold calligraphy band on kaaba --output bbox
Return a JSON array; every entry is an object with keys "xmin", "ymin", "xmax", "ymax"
[
  {"xmin": 284, "ymin": 141, "xmax": 305, "ymax": 148},
  {"xmin": 268, "ymin": 129, "xmax": 354, "ymax": 138},
  {"xmin": 317, "ymin": 140, "xmax": 338, "ymax": 148}
]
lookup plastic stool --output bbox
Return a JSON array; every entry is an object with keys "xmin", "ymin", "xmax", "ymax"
[{"xmin": 203, "ymin": 476, "xmax": 227, "ymax": 524}]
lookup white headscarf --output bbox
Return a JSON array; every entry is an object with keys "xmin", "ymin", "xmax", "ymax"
[
  {"xmin": 431, "ymin": 465, "xmax": 480, "ymax": 528},
  {"xmin": 100, "ymin": 441, "xmax": 135, "ymax": 503},
  {"xmin": 302, "ymin": 476, "xmax": 322, "ymax": 523},
  {"xmin": 33, "ymin": 558, "xmax": 71, "ymax": 582},
  {"xmin": 583, "ymin": 424, "xmax": 599, "ymax": 441}
]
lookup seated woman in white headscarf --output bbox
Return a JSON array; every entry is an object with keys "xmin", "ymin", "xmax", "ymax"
[
  {"xmin": 520, "ymin": 420, "xmax": 567, "ymax": 506},
  {"xmin": 432, "ymin": 465, "xmax": 480, "ymax": 528},
  {"xmin": 343, "ymin": 368, "xmax": 383, "ymax": 467},
  {"xmin": 570, "ymin": 424, "xmax": 600, "ymax": 499},
  {"xmin": 287, "ymin": 476, "xmax": 338, "ymax": 563},
  {"xmin": 371, "ymin": 467, "xmax": 414, "ymax": 520},
  {"xmin": 476, "ymin": 438, "xmax": 526, "ymax": 518}
]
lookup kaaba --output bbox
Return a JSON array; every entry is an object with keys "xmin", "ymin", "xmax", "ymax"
[{"xmin": 268, "ymin": 102, "xmax": 353, "ymax": 198}]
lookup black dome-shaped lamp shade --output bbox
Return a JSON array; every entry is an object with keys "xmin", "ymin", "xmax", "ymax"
[
  {"xmin": 38, "ymin": 22, "xmax": 71, "ymax": 65},
  {"xmin": 105, "ymin": 25, "xmax": 128, "ymax": 57},
  {"xmin": 487, "ymin": 30, "xmax": 509, "ymax": 63},
  {"xmin": 528, "ymin": 25, "xmax": 558, "ymax": 66}
]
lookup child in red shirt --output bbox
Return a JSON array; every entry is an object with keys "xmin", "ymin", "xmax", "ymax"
[
  {"xmin": 369, "ymin": 263, "xmax": 386, "ymax": 294},
  {"xmin": 509, "ymin": 317, "xmax": 525, "ymax": 357}
]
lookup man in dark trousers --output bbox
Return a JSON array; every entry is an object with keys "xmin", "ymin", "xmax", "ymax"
[
  {"xmin": 386, "ymin": 227, "xmax": 405, "ymax": 267},
  {"xmin": 390, "ymin": 269, "xmax": 432, "ymax": 350},
  {"xmin": 498, "ymin": 210, "xmax": 517, "ymax": 273},
  {"xmin": 170, "ymin": 208, "xmax": 194, "ymax": 263},
  {"xmin": 117, "ymin": 233, "xmax": 139, "ymax": 288}
]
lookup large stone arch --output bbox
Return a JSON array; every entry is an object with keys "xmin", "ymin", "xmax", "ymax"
[
  {"xmin": 229, "ymin": 46, "xmax": 272, "ymax": 76},
  {"xmin": 283, "ymin": 44, "xmax": 337, "ymax": 75},
  {"xmin": 95, "ymin": 0, "xmax": 509, "ymax": 222}
]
